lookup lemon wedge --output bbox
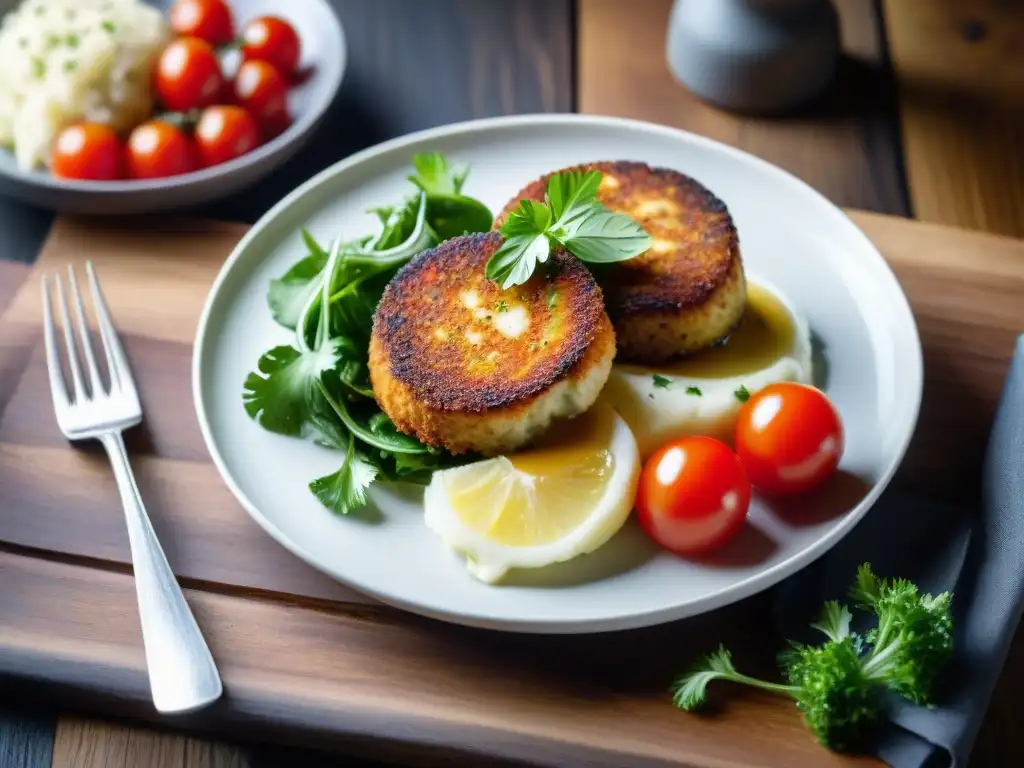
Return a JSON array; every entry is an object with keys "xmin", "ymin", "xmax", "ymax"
[{"xmin": 423, "ymin": 404, "xmax": 640, "ymax": 583}]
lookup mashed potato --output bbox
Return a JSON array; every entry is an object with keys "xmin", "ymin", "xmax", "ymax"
[{"xmin": 0, "ymin": 0, "xmax": 169, "ymax": 170}]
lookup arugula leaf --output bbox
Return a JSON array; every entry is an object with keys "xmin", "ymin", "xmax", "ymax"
[
  {"xmin": 318, "ymin": 374, "xmax": 431, "ymax": 454},
  {"xmin": 486, "ymin": 169, "xmax": 652, "ymax": 288},
  {"xmin": 408, "ymin": 152, "xmax": 467, "ymax": 196},
  {"xmin": 309, "ymin": 432, "xmax": 378, "ymax": 515},
  {"xmin": 266, "ymin": 229, "xmax": 329, "ymax": 329}
]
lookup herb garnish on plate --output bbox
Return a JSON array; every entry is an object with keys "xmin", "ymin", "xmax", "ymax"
[
  {"xmin": 485, "ymin": 169, "xmax": 653, "ymax": 289},
  {"xmin": 243, "ymin": 154, "xmax": 492, "ymax": 516},
  {"xmin": 672, "ymin": 563, "xmax": 954, "ymax": 752}
]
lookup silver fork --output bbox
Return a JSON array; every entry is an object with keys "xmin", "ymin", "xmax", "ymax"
[{"xmin": 41, "ymin": 262, "xmax": 222, "ymax": 715}]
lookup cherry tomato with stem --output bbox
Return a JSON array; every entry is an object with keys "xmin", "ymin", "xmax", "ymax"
[
  {"xmin": 169, "ymin": 0, "xmax": 235, "ymax": 46},
  {"xmin": 194, "ymin": 105, "xmax": 260, "ymax": 168},
  {"xmin": 232, "ymin": 59, "xmax": 290, "ymax": 128},
  {"xmin": 241, "ymin": 16, "xmax": 301, "ymax": 75},
  {"xmin": 154, "ymin": 37, "xmax": 225, "ymax": 112},
  {"xmin": 635, "ymin": 435, "xmax": 751, "ymax": 556},
  {"xmin": 51, "ymin": 124, "xmax": 122, "ymax": 181},
  {"xmin": 125, "ymin": 121, "xmax": 195, "ymax": 179},
  {"xmin": 734, "ymin": 382, "xmax": 844, "ymax": 496}
]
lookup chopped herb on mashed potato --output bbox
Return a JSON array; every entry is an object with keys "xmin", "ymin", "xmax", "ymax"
[{"xmin": 0, "ymin": 0, "xmax": 169, "ymax": 170}]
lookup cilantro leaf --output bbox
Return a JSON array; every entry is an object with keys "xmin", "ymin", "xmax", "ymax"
[
  {"xmin": 242, "ymin": 343, "xmax": 343, "ymax": 440},
  {"xmin": 686, "ymin": 386, "xmax": 702, "ymax": 396},
  {"xmin": 734, "ymin": 385, "xmax": 751, "ymax": 402},
  {"xmin": 309, "ymin": 432, "xmax": 378, "ymax": 515},
  {"xmin": 652, "ymin": 374, "xmax": 672, "ymax": 389}
]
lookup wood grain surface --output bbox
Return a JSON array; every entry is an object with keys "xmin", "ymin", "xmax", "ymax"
[
  {"xmin": 3, "ymin": 210, "xmax": 1023, "ymax": 768},
  {"xmin": 883, "ymin": 0, "xmax": 1024, "ymax": 238},
  {"xmin": 578, "ymin": 0, "xmax": 909, "ymax": 215}
]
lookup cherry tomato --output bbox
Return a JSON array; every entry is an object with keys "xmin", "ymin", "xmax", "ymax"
[
  {"xmin": 635, "ymin": 436, "xmax": 751, "ymax": 556},
  {"xmin": 194, "ymin": 105, "xmax": 260, "ymax": 167},
  {"xmin": 169, "ymin": 0, "xmax": 235, "ymax": 46},
  {"xmin": 125, "ymin": 121, "xmax": 195, "ymax": 179},
  {"xmin": 232, "ymin": 59, "xmax": 290, "ymax": 127},
  {"xmin": 154, "ymin": 37, "xmax": 224, "ymax": 112},
  {"xmin": 734, "ymin": 382, "xmax": 844, "ymax": 496},
  {"xmin": 241, "ymin": 16, "xmax": 301, "ymax": 74},
  {"xmin": 51, "ymin": 124, "xmax": 121, "ymax": 181}
]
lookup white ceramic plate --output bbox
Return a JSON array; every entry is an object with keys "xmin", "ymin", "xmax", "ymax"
[
  {"xmin": 0, "ymin": 0, "xmax": 345, "ymax": 213},
  {"xmin": 193, "ymin": 114, "xmax": 923, "ymax": 634}
]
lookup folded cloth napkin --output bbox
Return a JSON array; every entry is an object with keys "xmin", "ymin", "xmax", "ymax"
[{"xmin": 773, "ymin": 335, "xmax": 1024, "ymax": 768}]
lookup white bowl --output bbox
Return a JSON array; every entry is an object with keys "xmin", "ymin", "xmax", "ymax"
[{"xmin": 0, "ymin": 0, "xmax": 345, "ymax": 214}]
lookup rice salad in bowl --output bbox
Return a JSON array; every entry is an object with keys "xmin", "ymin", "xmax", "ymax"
[{"xmin": 0, "ymin": 0, "xmax": 169, "ymax": 171}]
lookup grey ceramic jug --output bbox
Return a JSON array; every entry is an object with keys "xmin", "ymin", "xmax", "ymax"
[{"xmin": 666, "ymin": 0, "xmax": 840, "ymax": 114}]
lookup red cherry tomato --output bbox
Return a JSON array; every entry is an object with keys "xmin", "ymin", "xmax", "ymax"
[
  {"xmin": 51, "ymin": 124, "xmax": 121, "ymax": 181},
  {"xmin": 169, "ymin": 0, "xmax": 235, "ymax": 46},
  {"xmin": 194, "ymin": 105, "xmax": 260, "ymax": 167},
  {"xmin": 734, "ymin": 382, "xmax": 844, "ymax": 496},
  {"xmin": 232, "ymin": 59, "xmax": 290, "ymax": 127},
  {"xmin": 154, "ymin": 37, "xmax": 225, "ymax": 112},
  {"xmin": 125, "ymin": 121, "xmax": 195, "ymax": 179},
  {"xmin": 241, "ymin": 16, "xmax": 301, "ymax": 74},
  {"xmin": 635, "ymin": 436, "xmax": 751, "ymax": 556}
]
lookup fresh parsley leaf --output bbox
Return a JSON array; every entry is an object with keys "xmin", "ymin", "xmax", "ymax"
[
  {"xmin": 561, "ymin": 208, "xmax": 653, "ymax": 264},
  {"xmin": 486, "ymin": 169, "xmax": 651, "ymax": 289},
  {"xmin": 369, "ymin": 194, "xmax": 421, "ymax": 251},
  {"xmin": 652, "ymin": 374, "xmax": 672, "ymax": 389},
  {"xmin": 308, "ymin": 432, "xmax": 378, "ymax": 515},
  {"xmin": 734, "ymin": 385, "xmax": 751, "ymax": 402},
  {"xmin": 486, "ymin": 233, "xmax": 550, "ymax": 290},
  {"xmin": 367, "ymin": 204, "xmax": 394, "ymax": 226},
  {"xmin": 686, "ymin": 386, "xmax": 702, "ymax": 396}
]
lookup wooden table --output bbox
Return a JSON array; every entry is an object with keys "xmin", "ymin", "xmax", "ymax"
[{"xmin": 1, "ymin": 1, "xmax": 1022, "ymax": 766}]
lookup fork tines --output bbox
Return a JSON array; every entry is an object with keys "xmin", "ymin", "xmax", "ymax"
[{"xmin": 41, "ymin": 262, "xmax": 133, "ymax": 409}]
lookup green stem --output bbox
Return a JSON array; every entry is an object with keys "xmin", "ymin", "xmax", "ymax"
[
  {"xmin": 862, "ymin": 637, "xmax": 901, "ymax": 679},
  {"xmin": 725, "ymin": 673, "xmax": 800, "ymax": 698}
]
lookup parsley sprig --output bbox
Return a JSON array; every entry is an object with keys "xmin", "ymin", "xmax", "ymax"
[
  {"xmin": 485, "ymin": 170, "xmax": 653, "ymax": 289},
  {"xmin": 672, "ymin": 564, "xmax": 954, "ymax": 752}
]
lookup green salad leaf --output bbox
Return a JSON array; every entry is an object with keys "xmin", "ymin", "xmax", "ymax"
[
  {"xmin": 407, "ymin": 151, "xmax": 493, "ymax": 239},
  {"xmin": 246, "ymin": 152, "xmax": 492, "ymax": 515},
  {"xmin": 266, "ymin": 229, "xmax": 330, "ymax": 329},
  {"xmin": 486, "ymin": 169, "xmax": 652, "ymax": 289}
]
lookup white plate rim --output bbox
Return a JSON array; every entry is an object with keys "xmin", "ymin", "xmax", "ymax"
[{"xmin": 191, "ymin": 113, "xmax": 924, "ymax": 633}]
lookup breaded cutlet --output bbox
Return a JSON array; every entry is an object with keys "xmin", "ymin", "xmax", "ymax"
[
  {"xmin": 369, "ymin": 232, "xmax": 616, "ymax": 456},
  {"xmin": 496, "ymin": 161, "xmax": 746, "ymax": 364}
]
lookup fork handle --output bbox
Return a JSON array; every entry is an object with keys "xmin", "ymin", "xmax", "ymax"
[{"xmin": 100, "ymin": 432, "xmax": 223, "ymax": 714}]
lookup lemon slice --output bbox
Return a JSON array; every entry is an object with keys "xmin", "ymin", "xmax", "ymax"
[{"xmin": 423, "ymin": 403, "xmax": 640, "ymax": 583}]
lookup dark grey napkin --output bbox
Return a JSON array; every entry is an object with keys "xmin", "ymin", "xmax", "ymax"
[{"xmin": 773, "ymin": 334, "xmax": 1024, "ymax": 768}]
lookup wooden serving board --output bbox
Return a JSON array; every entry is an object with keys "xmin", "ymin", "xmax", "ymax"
[{"xmin": 1, "ymin": 213, "xmax": 1022, "ymax": 768}]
